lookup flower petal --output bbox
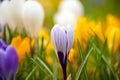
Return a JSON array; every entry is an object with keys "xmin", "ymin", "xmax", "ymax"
[
  {"xmin": 51, "ymin": 24, "xmax": 67, "ymax": 56},
  {"xmin": 4, "ymin": 45, "xmax": 18, "ymax": 79},
  {"xmin": 0, "ymin": 49, "xmax": 5, "ymax": 78},
  {"xmin": 0, "ymin": 39, "xmax": 7, "ymax": 50},
  {"xmin": 22, "ymin": 0, "xmax": 44, "ymax": 37},
  {"xmin": 66, "ymin": 24, "xmax": 74, "ymax": 54}
]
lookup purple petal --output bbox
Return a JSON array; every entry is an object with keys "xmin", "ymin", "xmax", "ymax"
[
  {"xmin": 66, "ymin": 24, "xmax": 74, "ymax": 54},
  {"xmin": 51, "ymin": 24, "xmax": 67, "ymax": 56},
  {"xmin": 0, "ymin": 39, "xmax": 7, "ymax": 50},
  {"xmin": 58, "ymin": 51, "xmax": 64, "ymax": 66},
  {"xmin": 0, "ymin": 49, "xmax": 5, "ymax": 78},
  {"xmin": 4, "ymin": 46, "xmax": 18, "ymax": 79}
]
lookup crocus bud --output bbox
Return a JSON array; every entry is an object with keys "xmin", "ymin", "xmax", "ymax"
[
  {"xmin": 0, "ymin": 39, "xmax": 18, "ymax": 80},
  {"xmin": 8, "ymin": 0, "xmax": 25, "ymax": 31},
  {"xmin": 22, "ymin": 0, "xmax": 44, "ymax": 37},
  {"xmin": 51, "ymin": 24, "xmax": 74, "ymax": 80}
]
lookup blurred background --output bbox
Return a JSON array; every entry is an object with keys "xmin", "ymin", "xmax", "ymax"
[
  {"xmin": 38, "ymin": 0, "xmax": 120, "ymax": 28},
  {"xmin": 0, "ymin": 0, "xmax": 120, "ymax": 80}
]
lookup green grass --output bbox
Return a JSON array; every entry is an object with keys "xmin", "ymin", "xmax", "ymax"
[{"xmin": 2, "ymin": 25, "xmax": 120, "ymax": 80}]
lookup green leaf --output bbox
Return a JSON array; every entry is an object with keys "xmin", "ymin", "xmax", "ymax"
[
  {"xmin": 77, "ymin": 40, "xmax": 88, "ymax": 80},
  {"xmin": 31, "ymin": 58, "xmax": 48, "ymax": 75},
  {"xmin": 53, "ymin": 60, "xmax": 58, "ymax": 80},
  {"xmin": 6, "ymin": 24, "xmax": 12, "ymax": 44},
  {"xmin": 36, "ymin": 57, "xmax": 55, "ymax": 79},
  {"xmin": 93, "ymin": 43, "xmax": 119, "ymax": 80},
  {"xmin": 75, "ymin": 47, "xmax": 93, "ymax": 80},
  {"xmin": 68, "ymin": 61, "xmax": 75, "ymax": 79},
  {"xmin": 3, "ymin": 24, "xmax": 7, "ymax": 43},
  {"xmin": 36, "ymin": 38, "xmax": 40, "ymax": 56},
  {"xmin": 25, "ymin": 66, "xmax": 37, "ymax": 80}
]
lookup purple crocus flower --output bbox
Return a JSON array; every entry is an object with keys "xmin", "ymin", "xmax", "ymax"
[
  {"xmin": 51, "ymin": 24, "xmax": 74, "ymax": 80},
  {"xmin": 0, "ymin": 39, "xmax": 18, "ymax": 80}
]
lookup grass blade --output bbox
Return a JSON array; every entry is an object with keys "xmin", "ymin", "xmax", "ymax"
[
  {"xmin": 25, "ymin": 66, "xmax": 37, "ymax": 80},
  {"xmin": 75, "ymin": 47, "xmax": 93, "ymax": 80},
  {"xmin": 93, "ymin": 43, "xmax": 119, "ymax": 80},
  {"xmin": 6, "ymin": 24, "xmax": 12, "ymax": 44},
  {"xmin": 67, "ymin": 74, "xmax": 71, "ymax": 80},
  {"xmin": 77, "ymin": 40, "xmax": 88, "ymax": 80},
  {"xmin": 31, "ymin": 58, "xmax": 48, "ymax": 75},
  {"xmin": 37, "ymin": 57, "xmax": 55, "ymax": 79},
  {"xmin": 3, "ymin": 24, "xmax": 7, "ymax": 43}
]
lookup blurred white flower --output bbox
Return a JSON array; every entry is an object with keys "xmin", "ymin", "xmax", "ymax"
[
  {"xmin": 54, "ymin": 11, "xmax": 77, "ymax": 28},
  {"xmin": 0, "ymin": 0, "xmax": 25, "ymax": 31},
  {"xmin": 0, "ymin": 0, "xmax": 10, "ymax": 26},
  {"xmin": 59, "ymin": 0, "xmax": 84, "ymax": 17},
  {"xmin": 9, "ymin": 0, "xmax": 25, "ymax": 31},
  {"xmin": 54, "ymin": 0, "xmax": 84, "ymax": 29},
  {"xmin": 22, "ymin": 0, "xmax": 44, "ymax": 37}
]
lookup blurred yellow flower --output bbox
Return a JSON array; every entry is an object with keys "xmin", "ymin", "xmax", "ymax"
[
  {"xmin": 39, "ymin": 28, "xmax": 50, "ymax": 41},
  {"xmin": 38, "ymin": 28, "xmax": 54, "ymax": 52},
  {"xmin": 75, "ymin": 17, "xmax": 91, "ymax": 49},
  {"xmin": 106, "ymin": 14, "xmax": 120, "ymax": 27},
  {"xmin": 45, "ymin": 42, "xmax": 54, "ymax": 66},
  {"xmin": 68, "ymin": 48, "xmax": 77, "ymax": 63},
  {"xmin": 45, "ymin": 56, "xmax": 53, "ymax": 66},
  {"xmin": 31, "ymin": 38, "xmax": 35, "ymax": 48},
  {"xmin": 75, "ymin": 17, "xmax": 104, "ymax": 49},
  {"xmin": 45, "ymin": 42, "xmax": 54, "ymax": 55},
  {"xmin": 90, "ymin": 21, "xmax": 104, "ymax": 42},
  {"xmin": 105, "ymin": 26, "xmax": 120, "ymax": 54},
  {"xmin": 38, "ymin": 28, "xmax": 50, "ymax": 47},
  {"xmin": 38, "ymin": 0, "xmax": 60, "ymax": 10},
  {"xmin": 11, "ymin": 35, "xmax": 31, "ymax": 63},
  {"xmin": 105, "ymin": 16, "xmax": 120, "ymax": 54},
  {"xmin": 39, "ymin": 28, "xmax": 54, "ymax": 65}
]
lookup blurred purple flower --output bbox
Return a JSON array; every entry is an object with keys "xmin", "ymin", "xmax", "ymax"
[
  {"xmin": 51, "ymin": 24, "xmax": 74, "ymax": 80},
  {"xmin": 0, "ymin": 0, "xmax": 3, "ymax": 2},
  {"xmin": 0, "ymin": 39, "xmax": 18, "ymax": 80}
]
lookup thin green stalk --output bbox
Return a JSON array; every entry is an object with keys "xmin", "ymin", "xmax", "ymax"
[
  {"xmin": 77, "ymin": 40, "xmax": 88, "ymax": 80},
  {"xmin": 25, "ymin": 66, "xmax": 37, "ymax": 80},
  {"xmin": 31, "ymin": 58, "xmax": 48, "ymax": 75},
  {"xmin": 75, "ymin": 47, "xmax": 93, "ymax": 80},
  {"xmin": 93, "ymin": 43, "xmax": 119, "ymax": 80},
  {"xmin": 37, "ymin": 57, "xmax": 55, "ymax": 79}
]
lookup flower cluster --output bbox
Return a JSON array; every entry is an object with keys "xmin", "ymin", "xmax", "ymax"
[
  {"xmin": 0, "ymin": 0, "xmax": 44, "ymax": 37},
  {"xmin": 0, "ymin": 0, "xmax": 120, "ymax": 80},
  {"xmin": 74, "ymin": 15, "xmax": 120, "ymax": 54}
]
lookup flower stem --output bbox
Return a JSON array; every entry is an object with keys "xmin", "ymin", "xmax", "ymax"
[
  {"xmin": 57, "ymin": 52, "xmax": 67, "ymax": 80},
  {"xmin": 63, "ymin": 66, "xmax": 67, "ymax": 80}
]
